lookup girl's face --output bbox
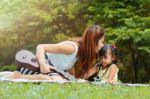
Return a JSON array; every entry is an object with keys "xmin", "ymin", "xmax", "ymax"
[{"xmin": 99, "ymin": 52, "xmax": 112, "ymax": 67}]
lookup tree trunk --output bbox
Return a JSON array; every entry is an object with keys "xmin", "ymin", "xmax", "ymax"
[{"xmin": 132, "ymin": 53, "xmax": 139, "ymax": 83}]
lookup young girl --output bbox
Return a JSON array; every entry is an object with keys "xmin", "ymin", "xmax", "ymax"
[{"xmin": 95, "ymin": 44, "xmax": 119, "ymax": 83}]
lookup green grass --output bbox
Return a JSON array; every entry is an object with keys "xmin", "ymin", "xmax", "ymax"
[{"xmin": 0, "ymin": 82, "xmax": 149, "ymax": 99}]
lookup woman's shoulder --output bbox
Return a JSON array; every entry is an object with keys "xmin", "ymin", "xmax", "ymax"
[
  {"xmin": 59, "ymin": 40, "xmax": 79, "ymax": 46},
  {"xmin": 57, "ymin": 41, "xmax": 78, "ymax": 55}
]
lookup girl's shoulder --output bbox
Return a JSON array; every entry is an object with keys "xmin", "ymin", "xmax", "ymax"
[{"xmin": 109, "ymin": 64, "xmax": 119, "ymax": 71}]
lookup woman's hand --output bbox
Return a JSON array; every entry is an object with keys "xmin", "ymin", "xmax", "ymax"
[
  {"xmin": 84, "ymin": 66, "xmax": 99, "ymax": 79},
  {"xmin": 36, "ymin": 42, "xmax": 77, "ymax": 73},
  {"xmin": 38, "ymin": 59, "xmax": 51, "ymax": 73}
]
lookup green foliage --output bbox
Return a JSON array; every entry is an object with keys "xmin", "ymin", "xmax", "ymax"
[
  {"xmin": 0, "ymin": 65, "xmax": 16, "ymax": 71},
  {"xmin": 85, "ymin": 0, "xmax": 150, "ymax": 83},
  {"xmin": 0, "ymin": 0, "xmax": 87, "ymax": 65}
]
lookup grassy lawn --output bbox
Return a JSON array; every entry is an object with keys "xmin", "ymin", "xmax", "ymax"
[{"xmin": 0, "ymin": 82, "xmax": 149, "ymax": 99}]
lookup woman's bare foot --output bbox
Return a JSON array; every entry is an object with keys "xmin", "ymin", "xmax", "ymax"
[{"xmin": 5, "ymin": 71, "xmax": 21, "ymax": 79}]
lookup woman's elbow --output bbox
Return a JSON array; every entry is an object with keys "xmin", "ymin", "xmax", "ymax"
[
  {"xmin": 36, "ymin": 44, "xmax": 46, "ymax": 52},
  {"xmin": 36, "ymin": 44, "xmax": 43, "ymax": 50},
  {"xmin": 36, "ymin": 44, "xmax": 45, "ymax": 56}
]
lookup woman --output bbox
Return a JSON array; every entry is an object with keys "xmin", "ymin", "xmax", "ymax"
[{"xmin": 1, "ymin": 25, "xmax": 104, "ymax": 81}]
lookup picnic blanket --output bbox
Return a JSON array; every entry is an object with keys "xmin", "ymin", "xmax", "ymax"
[
  {"xmin": 0, "ymin": 71, "xmax": 149, "ymax": 87},
  {"xmin": 0, "ymin": 71, "xmax": 88, "ymax": 84}
]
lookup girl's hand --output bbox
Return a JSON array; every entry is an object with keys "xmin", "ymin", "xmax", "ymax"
[{"xmin": 107, "ymin": 79, "xmax": 113, "ymax": 83}]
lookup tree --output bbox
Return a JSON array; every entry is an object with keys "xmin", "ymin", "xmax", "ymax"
[{"xmin": 85, "ymin": 0, "xmax": 150, "ymax": 83}]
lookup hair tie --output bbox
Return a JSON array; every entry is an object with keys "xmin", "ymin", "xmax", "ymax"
[{"xmin": 112, "ymin": 44, "xmax": 116, "ymax": 49}]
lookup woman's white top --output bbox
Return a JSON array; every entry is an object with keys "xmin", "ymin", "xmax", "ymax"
[{"xmin": 46, "ymin": 41, "xmax": 78, "ymax": 70}]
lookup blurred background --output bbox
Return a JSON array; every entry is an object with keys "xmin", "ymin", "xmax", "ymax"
[{"xmin": 0, "ymin": 0, "xmax": 149, "ymax": 83}]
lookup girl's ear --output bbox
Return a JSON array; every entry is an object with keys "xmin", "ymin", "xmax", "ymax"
[
  {"xmin": 112, "ymin": 55, "xmax": 117, "ymax": 61},
  {"xmin": 112, "ymin": 55, "xmax": 118, "ymax": 64}
]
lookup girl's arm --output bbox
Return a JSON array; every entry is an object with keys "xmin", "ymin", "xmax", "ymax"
[
  {"xmin": 107, "ymin": 64, "xmax": 118, "ymax": 83},
  {"xmin": 36, "ymin": 42, "xmax": 76, "ymax": 73}
]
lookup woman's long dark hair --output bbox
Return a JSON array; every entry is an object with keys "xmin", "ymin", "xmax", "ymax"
[{"xmin": 77, "ymin": 25, "xmax": 104, "ymax": 78}]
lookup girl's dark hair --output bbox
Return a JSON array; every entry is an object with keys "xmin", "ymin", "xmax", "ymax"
[{"xmin": 99, "ymin": 44, "xmax": 118, "ymax": 64}]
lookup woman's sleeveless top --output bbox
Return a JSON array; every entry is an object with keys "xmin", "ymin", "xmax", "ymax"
[{"xmin": 46, "ymin": 41, "xmax": 78, "ymax": 70}]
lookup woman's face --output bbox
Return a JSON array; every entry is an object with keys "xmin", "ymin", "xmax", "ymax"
[
  {"xmin": 95, "ymin": 36, "xmax": 104, "ymax": 53},
  {"xmin": 98, "ymin": 36, "xmax": 104, "ymax": 50}
]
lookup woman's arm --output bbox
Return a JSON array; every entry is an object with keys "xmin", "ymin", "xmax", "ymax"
[
  {"xmin": 84, "ymin": 64, "xmax": 99, "ymax": 79},
  {"xmin": 107, "ymin": 64, "xmax": 118, "ymax": 83},
  {"xmin": 36, "ymin": 42, "xmax": 76, "ymax": 73}
]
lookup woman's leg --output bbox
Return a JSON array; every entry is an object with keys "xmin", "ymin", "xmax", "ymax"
[
  {"xmin": 6, "ymin": 71, "xmax": 52, "ymax": 80},
  {"xmin": 50, "ymin": 75, "xmax": 68, "ymax": 81},
  {"xmin": 6, "ymin": 71, "xmax": 67, "ymax": 81}
]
